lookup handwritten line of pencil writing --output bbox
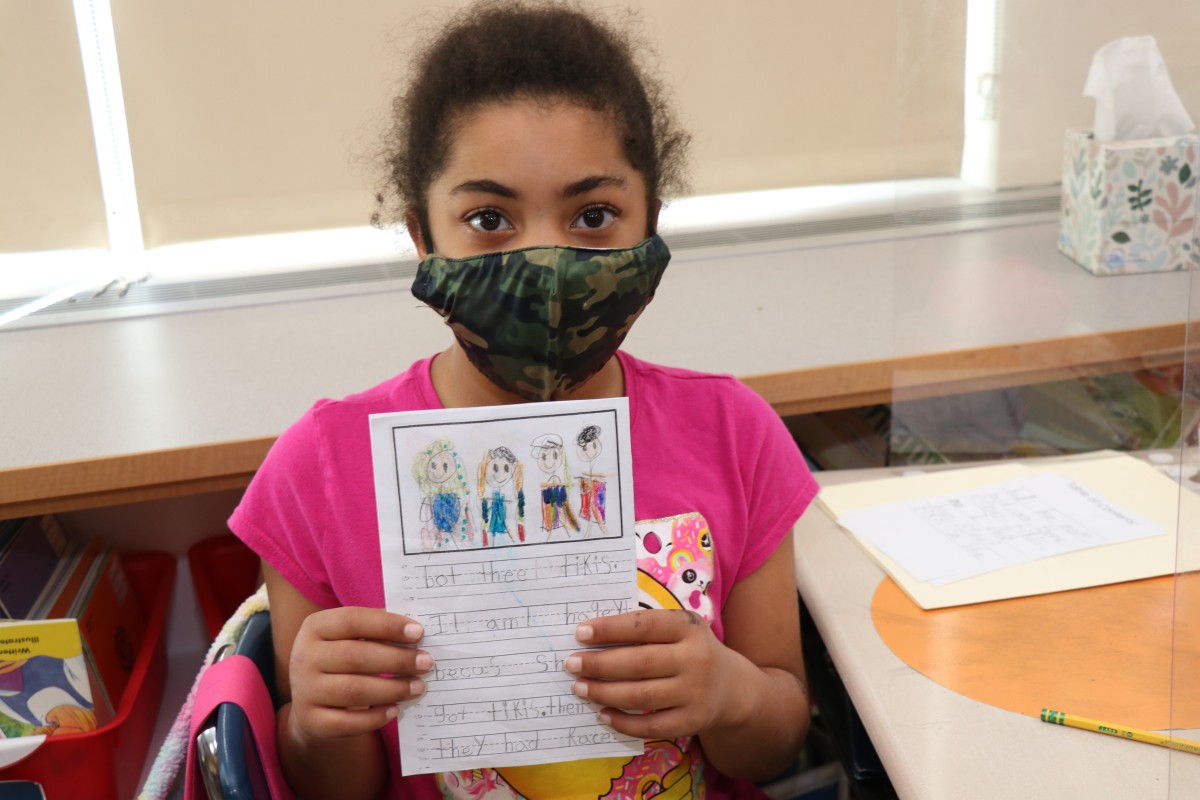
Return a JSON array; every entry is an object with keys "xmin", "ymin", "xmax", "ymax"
[{"xmin": 425, "ymin": 725, "xmax": 631, "ymax": 760}]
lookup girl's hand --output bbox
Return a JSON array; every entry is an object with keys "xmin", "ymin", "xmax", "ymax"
[
  {"xmin": 287, "ymin": 606, "xmax": 432, "ymax": 743},
  {"xmin": 564, "ymin": 609, "xmax": 748, "ymax": 740}
]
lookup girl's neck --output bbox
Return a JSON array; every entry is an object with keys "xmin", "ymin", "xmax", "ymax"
[{"xmin": 430, "ymin": 344, "xmax": 625, "ymax": 408}]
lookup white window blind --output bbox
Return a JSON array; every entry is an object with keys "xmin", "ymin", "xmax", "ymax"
[
  {"xmin": 1, "ymin": 0, "xmax": 969, "ymax": 259},
  {"xmin": 1, "ymin": 1, "xmax": 107, "ymax": 254}
]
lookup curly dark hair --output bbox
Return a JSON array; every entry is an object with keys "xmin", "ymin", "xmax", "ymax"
[
  {"xmin": 373, "ymin": 0, "xmax": 690, "ymax": 247},
  {"xmin": 576, "ymin": 424, "xmax": 600, "ymax": 447}
]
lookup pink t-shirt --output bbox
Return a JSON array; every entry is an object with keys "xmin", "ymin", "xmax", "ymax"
[{"xmin": 230, "ymin": 350, "xmax": 818, "ymax": 800}]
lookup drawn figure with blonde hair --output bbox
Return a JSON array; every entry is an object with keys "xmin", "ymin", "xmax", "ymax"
[
  {"xmin": 413, "ymin": 437, "xmax": 475, "ymax": 550},
  {"xmin": 575, "ymin": 424, "xmax": 609, "ymax": 538},
  {"xmin": 531, "ymin": 433, "xmax": 580, "ymax": 538},
  {"xmin": 478, "ymin": 446, "xmax": 525, "ymax": 547}
]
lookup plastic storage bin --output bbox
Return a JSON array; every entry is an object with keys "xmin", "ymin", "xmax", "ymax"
[
  {"xmin": 188, "ymin": 535, "xmax": 262, "ymax": 640},
  {"xmin": 0, "ymin": 551, "xmax": 176, "ymax": 800}
]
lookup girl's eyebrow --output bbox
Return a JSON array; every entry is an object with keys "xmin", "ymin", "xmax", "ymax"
[
  {"xmin": 563, "ymin": 175, "xmax": 626, "ymax": 198},
  {"xmin": 450, "ymin": 178, "xmax": 517, "ymax": 198},
  {"xmin": 449, "ymin": 175, "xmax": 627, "ymax": 199}
]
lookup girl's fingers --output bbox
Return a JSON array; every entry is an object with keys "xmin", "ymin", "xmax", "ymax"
[
  {"xmin": 288, "ymin": 606, "xmax": 433, "ymax": 742},
  {"xmin": 576, "ymin": 609, "xmax": 704, "ymax": 645},
  {"xmin": 296, "ymin": 704, "xmax": 405, "ymax": 739},
  {"xmin": 565, "ymin": 644, "xmax": 678, "ymax": 681},
  {"xmin": 308, "ymin": 606, "xmax": 424, "ymax": 645},
  {"xmin": 309, "ymin": 637, "xmax": 434, "ymax": 678},
  {"xmin": 571, "ymin": 676, "xmax": 679, "ymax": 713},
  {"xmin": 309, "ymin": 673, "xmax": 427, "ymax": 710},
  {"xmin": 596, "ymin": 707, "xmax": 693, "ymax": 741}
]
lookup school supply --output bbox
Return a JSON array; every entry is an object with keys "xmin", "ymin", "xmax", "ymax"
[
  {"xmin": 371, "ymin": 398, "xmax": 641, "ymax": 774},
  {"xmin": 0, "ymin": 516, "xmax": 146, "ymax": 725},
  {"xmin": 1040, "ymin": 708, "xmax": 1200, "ymax": 755},
  {"xmin": 0, "ymin": 516, "xmax": 70, "ymax": 620},
  {"xmin": 0, "ymin": 618, "xmax": 97, "ymax": 739},
  {"xmin": 0, "ymin": 782, "xmax": 47, "ymax": 800},
  {"xmin": 0, "ymin": 553, "xmax": 174, "ymax": 800},
  {"xmin": 818, "ymin": 451, "xmax": 1200, "ymax": 609},
  {"xmin": 68, "ymin": 547, "xmax": 147, "ymax": 715},
  {"xmin": 32, "ymin": 536, "xmax": 105, "ymax": 622}
]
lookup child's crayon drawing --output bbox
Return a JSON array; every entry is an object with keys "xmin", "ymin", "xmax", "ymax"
[{"xmin": 370, "ymin": 398, "xmax": 639, "ymax": 775}]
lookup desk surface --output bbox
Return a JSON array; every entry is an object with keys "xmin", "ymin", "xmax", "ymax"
[
  {"xmin": 794, "ymin": 459, "xmax": 1200, "ymax": 799},
  {"xmin": 1, "ymin": 220, "xmax": 1193, "ymax": 516}
]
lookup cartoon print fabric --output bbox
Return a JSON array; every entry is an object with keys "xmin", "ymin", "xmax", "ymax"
[
  {"xmin": 636, "ymin": 514, "xmax": 713, "ymax": 621},
  {"xmin": 436, "ymin": 511, "xmax": 716, "ymax": 800}
]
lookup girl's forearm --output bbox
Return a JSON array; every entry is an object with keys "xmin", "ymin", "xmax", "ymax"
[
  {"xmin": 277, "ymin": 702, "xmax": 389, "ymax": 799},
  {"xmin": 698, "ymin": 655, "xmax": 811, "ymax": 782}
]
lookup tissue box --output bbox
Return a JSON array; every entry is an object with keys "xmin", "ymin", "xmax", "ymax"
[{"xmin": 1058, "ymin": 129, "xmax": 1199, "ymax": 275}]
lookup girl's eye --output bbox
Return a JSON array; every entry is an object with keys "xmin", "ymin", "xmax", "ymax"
[
  {"xmin": 467, "ymin": 209, "xmax": 513, "ymax": 233},
  {"xmin": 573, "ymin": 206, "xmax": 617, "ymax": 230}
]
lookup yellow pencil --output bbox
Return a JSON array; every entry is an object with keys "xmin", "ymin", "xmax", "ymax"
[{"xmin": 1040, "ymin": 709, "xmax": 1200, "ymax": 756}]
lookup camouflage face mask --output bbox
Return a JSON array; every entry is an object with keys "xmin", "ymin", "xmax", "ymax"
[{"xmin": 412, "ymin": 235, "xmax": 670, "ymax": 401}]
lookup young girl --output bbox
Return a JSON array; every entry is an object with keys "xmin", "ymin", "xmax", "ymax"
[{"xmin": 229, "ymin": 2, "xmax": 818, "ymax": 798}]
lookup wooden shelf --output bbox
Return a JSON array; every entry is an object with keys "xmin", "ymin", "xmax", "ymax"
[{"xmin": 2, "ymin": 221, "xmax": 1192, "ymax": 516}]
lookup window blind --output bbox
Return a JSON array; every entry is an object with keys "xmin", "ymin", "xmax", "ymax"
[
  {"xmin": 0, "ymin": 1, "xmax": 107, "ymax": 254},
  {"xmin": 3, "ymin": 0, "xmax": 968, "ymax": 255}
]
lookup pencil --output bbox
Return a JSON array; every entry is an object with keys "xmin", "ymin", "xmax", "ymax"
[{"xmin": 1040, "ymin": 709, "xmax": 1200, "ymax": 756}]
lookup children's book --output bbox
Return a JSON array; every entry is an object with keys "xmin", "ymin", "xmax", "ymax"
[
  {"xmin": 67, "ymin": 550, "xmax": 145, "ymax": 715},
  {"xmin": 0, "ymin": 782, "xmax": 47, "ymax": 800},
  {"xmin": 29, "ymin": 537, "xmax": 104, "ymax": 622},
  {"xmin": 0, "ymin": 619, "xmax": 99, "ymax": 739},
  {"xmin": 0, "ymin": 517, "xmax": 70, "ymax": 620}
]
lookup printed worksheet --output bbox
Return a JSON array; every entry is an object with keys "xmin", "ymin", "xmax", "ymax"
[
  {"xmin": 370, "ymin": 398, "xmax": 643, "ymax": 775},
  {"xmin": 838, "ymin": 471, "xmax": 1163, "ymax": 585}
]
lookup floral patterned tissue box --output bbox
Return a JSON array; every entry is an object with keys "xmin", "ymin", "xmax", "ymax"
[{"xmin": 1058, "ymin": 129, "xmax": 1199, "ymax": 275}]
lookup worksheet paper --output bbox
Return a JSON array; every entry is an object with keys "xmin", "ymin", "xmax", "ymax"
[
  {"xmin": 370, "ymin": 398, "xmax": 643, "ymax": 775},
  {"xmin": 837, "ymin": 472, "xmax": 1163, "ymax": 585}
]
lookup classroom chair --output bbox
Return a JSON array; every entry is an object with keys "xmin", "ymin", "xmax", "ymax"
[{"xmin": 193, "ymin": 610, "xmax": 286, "ymax": 799}]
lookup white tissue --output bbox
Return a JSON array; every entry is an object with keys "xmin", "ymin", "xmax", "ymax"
[{"xmin": 1083, "ymin": 35, "xmax": 1195, "ymax": 142}]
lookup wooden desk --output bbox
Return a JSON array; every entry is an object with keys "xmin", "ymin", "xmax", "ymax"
[
  {"xmin": 794, "ymin": 460, "xmax": 1200, "ymax": 799},
  {"xmin": 1, "ymin": 220, "xmax": 1192, "ymax": 517}
]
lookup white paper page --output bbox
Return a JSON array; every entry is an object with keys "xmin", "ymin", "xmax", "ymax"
[
  {"xmin": 371, "ymin": 398, "xmax": 643, "ymax": 775},
  {"xmin": 838, "ymin": 472, "xmax": 1163, "ymax": 585}
]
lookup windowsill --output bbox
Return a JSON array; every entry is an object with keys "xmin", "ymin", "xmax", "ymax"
[
  {"xmin": 0, "ymin": 177, "xmax": 1058, "ymax": 322},
  {"xmin": 1, "ymin": 208, "xmax": 1192, "ymax": 522}
]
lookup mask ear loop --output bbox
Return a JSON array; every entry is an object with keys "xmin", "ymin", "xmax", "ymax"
[
  {"xmin": 407, "ymin": 206, "xmax": 436, "ymax": 256},
  {"xmin": 418, "ymin": 214, "xmax": 436, "ymax": 255},
  {"xmin": 646, "ymin": 197, "xmax": 663, "ymax": 237}
]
